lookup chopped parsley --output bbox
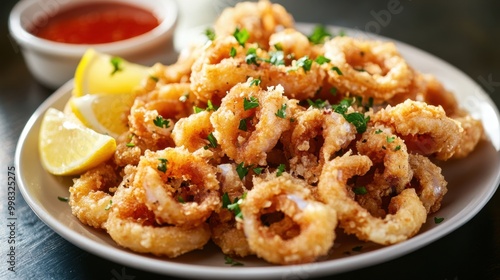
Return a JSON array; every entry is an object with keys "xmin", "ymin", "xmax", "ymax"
[
  {"xmin": 236, "ymin": 162, "xmax": 250, "ymax": 180},
  {"xmin": 206, "ymin": 100, "xmax": 218, "ymax": 111},
  {"xmin": 222, "ymin": 193, "xmax": 232, "ymax": 208},
  {"xmin": 110, "ymin": 57, "xmax": 123, "ymax": 76},
  {"xmin": 296, "ymin": 56, "xmax": 313, "ymax": 72},
  {"xmin": 307, "ymin": 98, "xmax": 327, "ymax": 109},
  {"xmin": 205, "ymin": 28, "xmax": 216, "ymax": 41},
  {"xmin": 238, "ymin": 118, "xmax": 248, "ymax": 131},
  {"xmin": 315, "ymin": 55, "xmax": 331, "ymax": 65},
  {"xmin": 177, "ymin": 196, "xmax": 186, "ymax": 204},
  {"xmin": 276, "ymin": 163, "xmax": 286, "ymax": 177},
  {"xmin": 157, "ymin": 158, "xmax": 168, "ymax": 173},
  {"xmin": 224, "ymin": 255, "xmax": 244, "ymax": 266},
  {"xmin": 245, "ymin": 48, "xmax": 260, "ymax": 65},
  {"xmin": 243, "ymin": 96, "xmax": 259, "ymax": 110},
  {"xmin": 204, "ymin": 132, "xmax": 218, "ymax": 149},
  {"xmin": 268, "ymin": 50, "xmax": 285, "ymax": 66},
  {"xmin": 275, "ymin": 104, "xmax": 287, "ymax": 118},
  {"xmin": 126, "ymin": 142, "xmax": 135, "ymax": 147},
  {"xmin": 394, "ymin": 145, "xmax": 401, "ymax": 151},
  {"xmin": 249, "ymin": 77, "xmax": 261, "ymax": 86},
  {"xmin": 233, "ymin": 28, "xmax": 249, "ymax": 46},
  {"xmin": 353, "ymin": 186, "xmax": 368, "ymax": 195},
  {"xmin": 153, "ymin": 116, "xmax": 170, "ymax": 128},
  {"xmin": 253, "ymin": 167, "xmax": 264, "ymax": 174},
  {"xmin": 331, "ymin": 66, "xmax": 343, "ymax": 75},
  {"xmin": 230, "ymin": 46, "xmax": 237, "ymax": 57},
  {"xmin": 345, "ymin": 112, "xmax": 369, "ymax": 133},
  {"xmin": 225, "ymin": 193, "xmax": 247, "ymax": 220},
  {"xmin": 386, "ymin": 136, "xmax": 396, "ymax": 143},
  {"xmin": 57, "ymin": 196, "xmax": 69, "ymax": 202},
  {"xmin": 308, "ymin": 25, "xmax": 331, "ymax": 44},
  {"xmin": 193, "ymin": 106, "xmax": 205, "ymax": 113},
  {"xmin": 149, "ymin": 75, "xmax": 159, "ymax": 82},
  {"xmin": 105, "ymin": 200, "xmax": 112, "ymax": 211},
  {"xmin": 434, "ymin": 217, "xmax": 445, "ymax": 224},
  {"xmin": 375, "ymin": 129, "xmax": 383, "ymax": 134}
]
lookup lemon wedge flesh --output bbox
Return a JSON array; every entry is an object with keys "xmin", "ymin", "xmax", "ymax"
[
  {"xmin": 73, "ymin": 48, "xmax": 149, "ymax": 97},
  {"xmin": 69, "ymin": 93, "xmax": 137, "ymax": 138},
  {"xmin": 39, "ymin": 108, "xmax": 116, "ymax": 176}
]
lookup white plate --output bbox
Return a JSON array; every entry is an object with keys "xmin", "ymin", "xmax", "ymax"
[{"xmin": 15, "ymin": 24, "xmax": 500, "ymax": 279}]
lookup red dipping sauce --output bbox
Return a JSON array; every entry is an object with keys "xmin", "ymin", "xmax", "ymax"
[{"xmin": 30, "ymin": 3, "xmax": 160, "ymax": 44}]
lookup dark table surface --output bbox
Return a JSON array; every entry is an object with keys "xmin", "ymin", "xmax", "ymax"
[{"xmin": 1, "ymin": 0, "xmax": 499, "ymax": 279}]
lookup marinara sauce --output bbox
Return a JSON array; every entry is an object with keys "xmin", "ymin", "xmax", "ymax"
[{"xmin": 31, "ymin": 3, "xmax": 159, "ymax": 44}]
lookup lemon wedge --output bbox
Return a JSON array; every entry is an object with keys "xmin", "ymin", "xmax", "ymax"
[
  {"xmin": 39, "ymin": 108, "xmax": 116, "ymax": 176},
  {"xmin": 69, "ymin": 93, "xmax": 137, "ymax": 138},
  {"xmin": 73, "ymin": 48, "xmax": 149, "ymax": 97}
]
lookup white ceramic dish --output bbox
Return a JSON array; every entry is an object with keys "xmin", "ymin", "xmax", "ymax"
[
  {"xmin": 9, "ymin": 0, "xmax": 178, "ymax": 89},
  {"xmin": 15, "ymin": 24, "xmax": 500, "ymax": 279}
]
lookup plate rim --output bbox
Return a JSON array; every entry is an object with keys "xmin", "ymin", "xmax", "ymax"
[{"xmin": 15, "ymin": 23, "xmax": 500, "ymax": 279}]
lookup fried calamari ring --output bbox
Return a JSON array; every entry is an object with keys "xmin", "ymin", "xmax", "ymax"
[
  {"xmin": 135, "ymin": 147, "xmax": 220, "ymax": 226},
  {"xmin": 318, "ymin": 152, "xmax": 427, "ymax": 245},
  {"xmin": 323, "ymin": 36, "xmax": 413, "ymax": 101},
  {"xmin": 211, "ymin": 81, "xmax": 292, "ymax": 166},
  {"xmin": 209, "ymin": 164, "xmax": 253, "ymax": 257},
  {"xmin": 69, "ymin": 162, "xmax": 121, "ymax": 229},
  {"xmin": 214, "ymin": 0, "xmax": 294, "ymax": 48},
  {"xmin": 408, "ymin": 154, "xmax": 448, "ymax": 213},
  {"xmin": 450, "ymin": 109, "xmax": 484, "ymax": 159},
  {"xmin": 286, "ymin": 108, "xmax": 356, "ymax": 184},
  {"xmin": 105, "ymin": 183, "xmax": 211, "ymax": 258},
  {"xmin": 268, "ymin": 28, "xmax": 320, "ymax": 62},
  {"xmin": 190, "ymin": 35, "xmax": 326, "ymax": 103},
  {"xmin": 355, "ymin": 126, "xmax": 412, "ymax": 217},
  {"xmin": 241, "ymin": 173, "xmax": 337, "ymax": 264},
  {"xmin": 371, "ymin": 100, "xmax": 463, "ymax": 160}
]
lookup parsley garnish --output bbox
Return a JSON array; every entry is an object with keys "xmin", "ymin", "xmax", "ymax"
[
  {"xmin": 238, "ymin": 118, "xmax": 248, "ymax": 131},
  {"xmin": 126, "ymin": 142, "xmax": 135, "ymax": 147},
  {"xmin": 243, "ymin": 96, "xmax": 259, "ymax": 110},
  {"xmin": 276, "ymin": 163, "xmax": 286, "ymax": 177},
  {"xmin": 57, "ymin": 196, "xmax": 69, "ymax": 202},
  {"xmin": 315, "ymin": 55, "xmax": 331, "ymax": 65},
  {"xmin": 245, "ymin": 48, "xmax": 259, "ymax": 65},
  {"xmin": 222, "ymin": 193, "xmax": 231, "ymax": 208},
  {"xmin": 307, "ymin": 98, "xmax": 327, "ymax": 109},
  {"xmin": 331, "ymin": 66, "xmax": 343, "ymax": 75},
  {"xmin": 206, "ymin": 100, "xmax": 218, "ymax": 111},
  {"xmin": 193, "ymin": 106, "xmax": 205, "ymax": 113},
  {"xmin": 253, "ymin": 167, "xmax": 264, "ymax": 174},
  {"xmin": 249, "ymin": 77, "xmax": 261, "ymax": 86},
  {"xmin": 205, "ymin": 28, "xmax": 216, "ymax": 41},
  {"xmin": 233, "ymin": 28, "xmax": 249, "ymax": 46},
  {"xmin": 345, "ymin": 112, "xmax": 369, "ymax": 133},
  {"xmin": 387, "ymin": 136, "xmax": 396, "ymax": 143},
  {"xmin": 230, "ymin": 46, "xmax": 237, "ymax": 57},
  {"xmin": 275, "ymin": 104, "xmax": 287, "ymax": 118},
  {"xmin": 268, "ymin": 50, "xmax": 285, "ymax": 66},
  {"xmin": 153, "ymin": 116, "xmax": 170, "ymax": 128},
  {"xmin": 394, "ymin": 145, "xmax": 401, "ymax": 151},
  {"xmin": 308, "ymin": 25, "xmax": 331, "ymax": 44},
  {"xmin": 296, "ymin": 56, "xmax": 313, "ymax": 72},
  {"xmin": 353, "ymin": 186, "xmax": 367, "ymax": 195},
  {"xmin": 178, "ymin": 196, "xmax": 186, "ymax": 204},
  {"xmin": 157, "ymin": 158, "xmax": 168, "ymax": 173},
  {"xmin": 227, "ymin": 193, "xmax": 247, "ymax": 220},
  {"xmin": 236, "ymin": 162, "xmax": 250, "ymax": 179},
  {"xmin": 149, "ymin": 75, "xmax": 159, "ymax": 82},
  {"xmin": 434, "ymin": 217, "xmax": 445, "ymax": 224},
  {"xmin": 204, "ymin": 132, "xmax": 218, "ymax": 149},
  {"xmin": 110, "ymin": 57, "xmax": 123, "ymax": 76},
  {"xmin": 224, "ymin": 255, "xmax": 244, "ymax": 266},
  {"xmin": 105, "ymin": 200, "xmax": 112, "ymax": 211},
  {"xmin": 375, "ymin": 129, "xmax": 383, "ymax": 134}
]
